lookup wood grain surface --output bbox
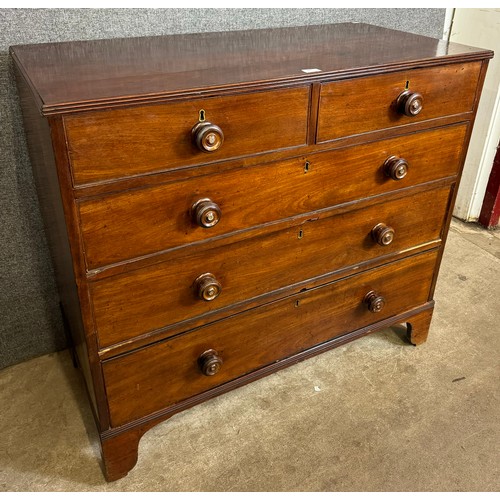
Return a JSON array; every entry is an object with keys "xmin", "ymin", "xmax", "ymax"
[
  {"xmin": 317, "ymin": 62, "xmax": 481, "ymax": 142},
  {"xmin": 9, "ymin": 23, "xmax": 492, "ymax": 114},
  {"xmin": 64, "ymin": 87, "xmax": 310, "ymax": 185},
  {"xmin": 78, "ymin": 124, "xmax": 466, "ymax": 270},
  {"xmin": 103, "ymin": 250, "xmax": 439, "ymax": 427},
  {"xmin": 11, "ymin": 23, "xmax": 492, "ymax": 481},
  {"xmin": 91, "ymin": 186, "xmax": 451, "ymax": 348}
]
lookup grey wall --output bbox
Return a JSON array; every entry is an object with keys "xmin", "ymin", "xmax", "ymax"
[{"xmin": 0, "ymin": 8, "xmax": 446, "ymax": 369}]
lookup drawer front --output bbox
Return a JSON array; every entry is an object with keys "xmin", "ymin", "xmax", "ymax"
[
  {"xmin": 79, "ymin": 124, "xmax": 466, "ymax": 269},
  {"xmin": 103, "ymin": 250, "xmax": 438, "ymax": 427},
  {"xmin": 317, "ymin": 62, "xmax": 480, "ymax": 142},
  {"xmin": 64, "ymin": 87, "xmax": 310, "ymax": 185},
  {"xmin": 92, "ymin": 186, "xmax": 451, "ymax": 348}
]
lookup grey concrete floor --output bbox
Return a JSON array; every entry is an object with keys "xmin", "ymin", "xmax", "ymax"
[{"xmin": 0, "ymin": 219, "xmax": 499, "ymax": 491}]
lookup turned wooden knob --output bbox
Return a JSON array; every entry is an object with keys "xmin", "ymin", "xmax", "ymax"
[
  {"xmin": 192, "ymin": 121, "xmax": 224, "ymax": 152},
  {"xmin": 191, "ymin": 198, "xmax": 221, "ymax": 228},
  {"xmin": 198, "ymin": 349, "xmax": 223, "ymax": 376},
  {"xmin": 371, "ymin": 223, "xmax": 395, "ymax": 246},
  {"xmin": 364, "ymin": 291, "xmax": 386, "ymax": 313},
  {"xmin": 195, "ymin": 273, "xmax": 222, "ymax": 301},
  {"xmin": 397, "ymin": 90, "xmax": 423, "ymax": 117},
  {"xmin": 384, "ymin": 156, "xmax": 408, "ymax": 180}
]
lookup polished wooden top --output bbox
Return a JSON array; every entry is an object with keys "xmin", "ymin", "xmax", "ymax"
[{"xmin": 10, "ymin": 23, "xmax": 493, "ymax": 114}]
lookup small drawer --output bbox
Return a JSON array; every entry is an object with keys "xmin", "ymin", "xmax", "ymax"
[
  {"xmin": 102, "ymin": 250, "xmax": 438, "ymax": 427},
  {"xmin": 64, "ymin": 87, "xmax": 310, "ymax": 185},
  {"xmin": 91, "ymin": 186, "xmax": 450, "ymax": 348},
  {"xmin": 79, "ymin": 124, "xmax": 466, "ymax": 270},
  {"xmin": 317, "ymin": 62, "xmax": 481, "ymax": 142}
]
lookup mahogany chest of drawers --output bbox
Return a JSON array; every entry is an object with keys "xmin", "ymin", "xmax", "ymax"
[{"xmin": 11, "ymin": 23, "xmax": 492, "ymax": 481}]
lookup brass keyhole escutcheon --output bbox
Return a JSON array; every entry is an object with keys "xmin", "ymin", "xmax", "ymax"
[{"xmin": 199, "ymin": 109, "xmax": 206, "ymax": 122}]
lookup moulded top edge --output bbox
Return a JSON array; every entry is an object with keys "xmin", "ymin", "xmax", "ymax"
[{"xmin": 9, "ymin": 23, "xmax": 494, "ymax": 116}]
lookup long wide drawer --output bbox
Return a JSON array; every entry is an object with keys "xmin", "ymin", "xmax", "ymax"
[
  {"xmin": 64, "ymin": 87, "xmax": 310, "ymax": 186},
  {"xmin": 79, "ymin": 124, "xmax": 466, "ymax": 270},
  {"xmin": 91, "ymin": 186, "xmax": 451, "ymax": 348},
  {"xmin": 103, "ymin": 250, "xmax": 439, "ymax": 427},
  {"xmin": 317, "ymin": 62, "xmax": 480, "ymax": 142}
]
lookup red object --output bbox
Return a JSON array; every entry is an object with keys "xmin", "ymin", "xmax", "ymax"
[{"xmin": 479, "ymin": 139, "xmax": 500, "ymax": 229}]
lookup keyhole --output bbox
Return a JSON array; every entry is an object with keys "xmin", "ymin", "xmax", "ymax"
[
  {"xmin": 298, "ymin": 229, "xmax": 304, "ymax": 239},
  {"xmin": 295, "ymin": 300, "xmax": 300, "ymax": 307},
  {"xmin": 405, "ymin": 80, "xmax": 410, "ymax": 90},
  {"xmin": 304, "ymin": 161, "xmax": 310, "ymax": 173},
  {"xmin": 199, "ymin": 109, "xmax": 206, "ymax": 122}
]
